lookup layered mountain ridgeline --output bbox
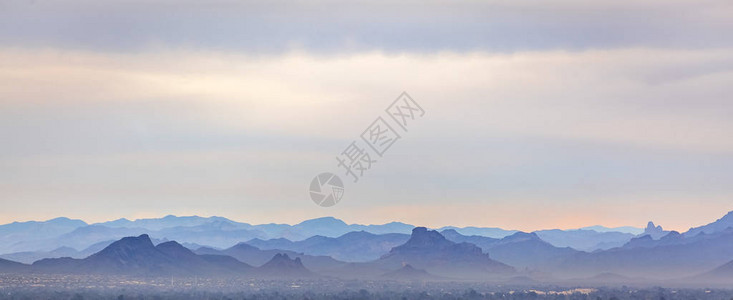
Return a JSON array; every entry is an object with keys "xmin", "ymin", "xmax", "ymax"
[
  {"xmin": 0, "ymin": 257, "xmax": 28, "ymax": 273},
  {"xmin": 30, "ymin": 234, "xmax": 254, "ymax": 276},
  {"xmin": 0, "ymin": 211, "xmax": 731, "ymax": 283},
  {"xmin": 556, "ymin": 228, "xmax": 733, "ymax": 279},
  {"xmin": 0, "ymin": 214, "xmax": 649, "ymax": 256},
  {"xmin": 0, "ymin": 216, "xmax": 474, "ymax": 254},
  {"xmin": 194, "ymin": 243, "xmax": 345, "ymax": 272},
  {"xmin": 533, "ymin": 229, "xmax": 635, "ymax": 251},
  {"xmin": 0, "ymin": 234, "xmax": 332, "ymax": 278},
  {"xmin": 246, "ymin": 231, "xmax": 411, "ymax": 262},
  {"xmin": 380, "ymin": 227, "xmax": 515, "ymax": 277},
  {"xmin": 684, "ymin": 211, "xmax": 733, "ymax": 237},
  {"xmin": 442, "ymin": 230, "xmax": 579, "ymax": 270},
  {"xmin": 0, "ymin": 229, "xmax": 517, "ymax": 281},
  {"xmin": 328, "ymin": 227, "xmax": 515, "ymax": 280}
]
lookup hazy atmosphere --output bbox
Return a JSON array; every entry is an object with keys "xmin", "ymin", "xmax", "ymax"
[
  {"xmin": 2, "ymin": 1, "xmax": 733, "ymax": 230},
  {"xmin": 2, "ymin": 1, "xmax": 733, "ymax": 299}
]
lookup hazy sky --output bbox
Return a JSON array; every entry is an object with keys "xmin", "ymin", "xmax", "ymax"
[{"xmin": 1, "ymin": 0, "xmax": 732, "ymax": 231}]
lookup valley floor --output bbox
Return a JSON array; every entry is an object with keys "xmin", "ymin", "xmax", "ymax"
[{"xmin": 0, "ymin": 274, "xmax": 732, "ymax": 300}]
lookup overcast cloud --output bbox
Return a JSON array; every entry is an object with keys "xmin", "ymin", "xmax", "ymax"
[{"xmin": 1, "ymin": 0, "xmax": 732, "ymax": 231}]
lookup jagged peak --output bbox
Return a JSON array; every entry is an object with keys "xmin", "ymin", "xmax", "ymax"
[
  {"xmin": 645, "ymin": 221, "xmax": 662, "ymax": 231},
  {"xmin": 405, "ymin": 227, "xmax": 449, "ymax": 245},
  {"xmin": 263, "ymin": 253, "xmax": 304, "ymax": 266}
]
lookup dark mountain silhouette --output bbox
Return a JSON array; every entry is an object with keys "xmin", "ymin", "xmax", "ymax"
[
  {"xmin": 375, "ymin": 227, "xmax": 514, "ymax": 279},
  {"xmin": 2, "ymin": 212, "xmax": 733, "ymax": 282},
  {"xmin": 443, "ymin": 230, "xmax": 578, "ymax": 269},
  {"xmin": 155, "ymin": 241, "xmax": 253, "ymax": 274},
  {"xmin": 685, "ymin": 211, "xmax": 733, "ymax": 237},
  {"xmin": 557, "ymin": 228, "xmax": 733, "ymax": 278},
  {"xmin": 194, "ymin": 242, "xmax": 345, "ymax": 272},
  {"xmin": 246, "ymin": 231, "xmax": 410, "ymax": 262},
  {"xmin": 31, "ymin": 234, "xmax": 253, "ymax": 276},
  {"xmin": 0, "ymin": 215, "xmax": 658, "ymax": 259},
  {"xmin": 381, "ymin": 264, "xmax": 440, "ymax": 281},
  {"xmin": 73, "ymin": 234, "xmax": 177, "ymax": 275},
  {"xmin": 0, "ymin": 257, "xmax": 29, "ymax": 273},
  {"xmin": 253, "ymin": 253, "xmax": 315, "ymax": 278},
  {"xmin": 0, "ymin": 216, "xmax": 524, "ymax": 255}
]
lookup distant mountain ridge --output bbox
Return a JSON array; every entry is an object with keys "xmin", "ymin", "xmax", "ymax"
[
  {"xmin": 557, "ymin": 228, "xmax": 733, "ymax": 278},
  {"xmin": 580, "ymin": 225, "xmax": 644, "ymax": 235},
  {"xmin": 684, "ymin": 211, "xmax": 733, "ymax": 237},
  {"xmin": 374, "ymin": 227, "xmax": 515, "ymax": 279},
  {"xmin": 0, "ymin": 211, "xmax": 732, "ymax": 285},
  {"xmin": 1, "ymin": 234, "xmax": 326, "ymax": 278},
  {"xmin": 534, "ymin": 229, "xmax": 635, "ymax": 251},
  {"xmin": 246, "ymin": 231, "xmax": 410, "ymax": 262},
  {"xmin": 194, "ymin": 242, "xmax": 345, "ymax": 272},
  {"xmin": 29, "ymin": 234, "xmax": 254, "ymax": 276},
  {"xmin": 1, "ymin": 211, "xmax": 731, "ymax": 270},
  {"xmin": 443, "ymin": 230, "xmax": 580, "ymax": 270},
  {"xmin": 0, "ymin": 217, "xmax": 88, "ymax": 253}
]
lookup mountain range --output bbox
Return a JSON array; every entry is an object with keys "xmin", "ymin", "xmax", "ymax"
[
  {"xmin": 0, "ymin": 215, "xmax": 652, "ymax": 256},
  {"xmin": 0, "ymin": 210, "xmax": 731, "ymax": 284},
  {"xmin": 7, "ymin": 234, "xmax": 320, "ymax": 278},
  {"xmin": 374, "ymin": 227, "xmax": 515, "ymax": 279},
  {"xmin": 194, "ymin": 242, "xmax": 345, "ymax": 273},
  {"xmin": 245, "ymin": 231, "xmax": 411, "ymax": 262}
]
